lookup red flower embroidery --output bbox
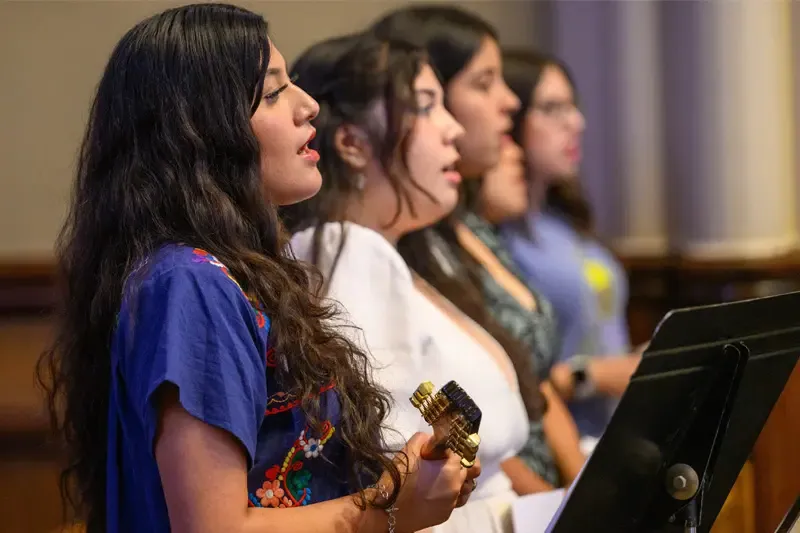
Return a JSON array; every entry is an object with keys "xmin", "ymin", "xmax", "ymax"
[
  {"xmin": 265, "ymin": 465, "xmax": 280, "ymax": 481},
  {"xmin": 248, "ymin": 423, "xmax": 337, "ymax": 509}
]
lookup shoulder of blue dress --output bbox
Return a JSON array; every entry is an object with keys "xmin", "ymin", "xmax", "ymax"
[
  {"xmin": 136, "ymin": 243, "xmax": 225, "ymax": 276},
  {"xmin": 159, "ymin": 244, "xmax": 270, "ymax": 323},
  {"xmin": 153, "ymin": 245, "xmax": 241, "ymax": 285}
]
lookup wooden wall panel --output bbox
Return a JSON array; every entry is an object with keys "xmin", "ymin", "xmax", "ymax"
[
  {"xmin": 0, "ymin": 316, "xmax": 61, "ymax": 533},
  {"xmin": 1, "ymin": 255, "xmax": 798, "ymax": 532}
]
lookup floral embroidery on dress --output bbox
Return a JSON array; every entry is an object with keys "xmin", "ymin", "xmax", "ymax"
[
  {"xmin": 302, "ymin": 437, "xmax": 322, "ymax": 458},
  {"xmin": 267, "ymin": 391, "xmax": 293, "ymax": 408},
  {"xmin": 255, "ymin": 480, "xmax": 285, "ymax": 507},
  {"xmin": 248, "ymin": 422, "xmax": 336, "ymax": 508},
  {"xmin": 265, "ymin": 381, "xmax": 337, "ymax": 417}
]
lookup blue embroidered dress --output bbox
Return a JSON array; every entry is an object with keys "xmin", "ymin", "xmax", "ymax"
[{"xmin": 106, "ymin": 245, "xmax": 348, "ymax": 532}]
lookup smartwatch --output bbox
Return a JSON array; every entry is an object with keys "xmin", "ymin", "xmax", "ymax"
[{"xmin": 568, "ymin": 355, "xmax": 596, "ymax": 400}]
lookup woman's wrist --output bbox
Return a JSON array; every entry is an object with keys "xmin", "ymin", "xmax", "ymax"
[
  {"xmin": 370, "ymin": 484, "xmax": 398, "ymax": 533},
  {"xmin": 549, "ymin": 363, "xmax": 575, "ymax": 400},
  {"xmin": 569, "ymin": 355, "xmax": 597, "ymax": 400},
  {"xmin": 358, "ymin": 498, "xmax": 394, "ymax": 533},
  {"xmin": 551, "ymin": 356, "xmax": 597, "ymax": 401}
]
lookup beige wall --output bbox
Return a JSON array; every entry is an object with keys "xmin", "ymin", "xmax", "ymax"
[
  {"xmin": 794, "ymin": 0, "xmax": 800, "ymax": 239},
  {"xmin": 0, "ymin": 0, "xmax": 537, "ymax": 260}
]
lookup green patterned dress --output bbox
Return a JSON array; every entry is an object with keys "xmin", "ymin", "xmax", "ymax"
[{"xmin": 461, "ymin": 211, "xmax": 562, "ymax": 487}]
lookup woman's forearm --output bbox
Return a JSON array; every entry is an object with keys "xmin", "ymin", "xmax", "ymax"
[
  {"xmin": 156, "ymin": 391, "xmax": 397, "ymax": 533},
  {"xmin": 501, "ymin": 456, "xmax": 554, "ymax": 495},
  {"xmin": 550, "ymin": 354, "xmax": 641, "ymax": 401},
  {"xmin": 541, "ymin": 382, "xmax": 585, "ymax": 485},
  {"xmin": 242, "ymin": 492, "xmax": 391, "ymax": 533},
  {"xmin": 588, "ymin": 354, "xmax": 640, "ymax": 398}
]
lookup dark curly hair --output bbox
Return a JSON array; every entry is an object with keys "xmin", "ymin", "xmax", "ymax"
[
  {"xmin": 371, "ymin": 5, "xmax": 546, "ymax": 421},
  {"xmin": 36, "ymin": 5, "xmax": 400, "ymax": 531},
  {"xmin": 503, "ymin": 47, "xmax": 593, "ymax": 234}
]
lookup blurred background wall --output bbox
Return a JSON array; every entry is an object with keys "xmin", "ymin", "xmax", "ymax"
[
  {"xmin": 0, "ymin": 1, "xmax": 798, "ymax": 532},
  {"xmin": 0, "ymin": 0, "xmax": 543, "ymax": 260},
  {"xmin": 2, "ymin": 0, "xmax": 799, "ymax": 261}
]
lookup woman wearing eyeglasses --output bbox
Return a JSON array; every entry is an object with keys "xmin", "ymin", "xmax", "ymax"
[{"xmin": 498, "ymin": 49, "xmax": 642, "ymax": 441}]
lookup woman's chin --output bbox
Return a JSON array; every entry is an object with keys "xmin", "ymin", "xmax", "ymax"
[
  {"xmin": 556, "ymin": 165, "xmax": 581, "ymax": 182},
  {"xmin": 406, "ymin": 199, "xmax": 459, "ymax": 234},
  {"xmin": 440, "ymin": 190, "xmax": 460, "ymax": 216},
  {"xmin": 273, "ymin": 170, "xmax": 323, "ymax": 206}
]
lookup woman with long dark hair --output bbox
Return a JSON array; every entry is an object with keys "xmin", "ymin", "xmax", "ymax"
[
  {"xmin": 499, "ymin": 48, "xmax": 641, "ymax": 439},
  {"xmin": 37, "ymin": 5, "xmax": 476, "ymax": 533},
  {"xmin": 372, "ymin": 6, "xmax": 588, "ymax": 487},
  {"xmin": 283, "ymin": 31, "xmax": 536, "ymax": 533}
]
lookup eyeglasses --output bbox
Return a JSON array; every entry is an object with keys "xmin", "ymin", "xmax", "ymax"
[{"xmin": 532, "ymin": 100, "xmax": 581, "ymax": 122}]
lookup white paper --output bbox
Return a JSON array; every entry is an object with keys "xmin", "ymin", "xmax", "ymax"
[
  {"xmin": 579, "ymin": 436, "xmax": 600, "ymax": 457},
  {"xmin": 511, "ymin": 488, "xmax": 565, "ymax": 533}
]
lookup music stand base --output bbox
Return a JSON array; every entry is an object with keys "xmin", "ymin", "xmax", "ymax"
[{"xmin": 674, "ymin": 498, "xmax": 700, "ymax": 533}]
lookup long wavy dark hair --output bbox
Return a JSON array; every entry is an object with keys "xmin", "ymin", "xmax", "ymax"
[
  {"xmin": 371, "ymin": 6, "xmax": 546, "ymax": 420},
  {"xmin": 503, "ymin": 47, "xmax": 593, "ymax": 234},
  {"xmin": 372, "ymin": 5, "xmax": 498, "ymax": 90},
  {"xmin": 36, "ymin": 5, "xmax": 400, "ymax": 531}
]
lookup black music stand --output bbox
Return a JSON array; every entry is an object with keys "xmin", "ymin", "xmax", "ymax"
[{"xmin": 545, "ymin": 291, "xmax": 800, "ymax": 533}]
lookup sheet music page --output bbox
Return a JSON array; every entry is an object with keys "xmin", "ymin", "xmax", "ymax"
[{"xmin": 511, "ymin": 489, "xmax": 565, "ymax": 533}]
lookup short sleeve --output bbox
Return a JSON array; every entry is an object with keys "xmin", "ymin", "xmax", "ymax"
[
  {"xmin": 116, "ymin": 261, "xmax": 268, "ymax": 466},
  {"xmin": 290, "ymin": 224, "xmax": 431, "ymax": 450}
]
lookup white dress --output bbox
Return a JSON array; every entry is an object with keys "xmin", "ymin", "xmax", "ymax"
[{"xmin": 290, "ymin": 222, "xmax": 529, "ymax": 533}]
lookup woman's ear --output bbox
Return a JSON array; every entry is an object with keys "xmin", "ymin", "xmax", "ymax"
[{"xmin": 333, "ymin": 124, "xmax": 372, "ymax": 171}]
